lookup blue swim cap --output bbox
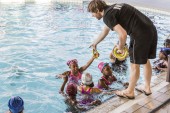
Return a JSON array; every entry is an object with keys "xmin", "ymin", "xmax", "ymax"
[
  {"xmin": 160, "ymin": 48, "xmax": 170, "ymax": 57},
  {"xmin": 8, "ymin": 96, "xmax": 24, "ymax": 113}
]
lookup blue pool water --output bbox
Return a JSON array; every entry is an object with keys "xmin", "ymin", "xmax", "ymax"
[{"xmin": 0, "ymin": 2, "xmax": 170, "ymax": 113}]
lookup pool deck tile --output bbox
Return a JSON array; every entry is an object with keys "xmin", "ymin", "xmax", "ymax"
[
  {"xmin": 155, "ymin": 93, "xmax": 170, "ymax": 103},
  {"xmin": 144, "ymin": 99, "xmax": 162, "ymax": 110},
  {"xmin": 165, "ymin": 90, "xmax": 170, "ymax": 95},
  {"xmin": 123, "ymin": 104, "xmax": 142, "ymax": 113},
  {"xmin": 155, "ymin": 103, "xmax": 170, "ymax": 113},
  {"xmin": 132, "ymin": 107, "xmax": 151, "ymax": 113}
]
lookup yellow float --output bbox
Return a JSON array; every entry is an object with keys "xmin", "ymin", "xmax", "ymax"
[{"xmin": 112, "ymin": 46, "xmax": 129, "ymax": 61}]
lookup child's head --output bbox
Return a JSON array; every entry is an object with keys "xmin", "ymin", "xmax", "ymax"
[
  {"xmin": 67, "ymin": 59, "xmax": 79, "ymax": 73},
  {"xmin": 81, "ymin": 72, "xmax": 94, "ymax": 87},
  {"xmin": 98, "ymin": 62, "xmax": 112, "ymax": 76},
  {"xmin": 8, "ymin": 96, "xmax": 24, "ymax": 113},
  {"xmin": 66, "ymin": 83, "xmax": 77, "ymax": 99},
  {"xmin": 164, "ymin": 39, "xmax": 170, "ymax": 48},
  {"xmin": 159, "ymin": 48, "xmax": 170, "ymax": 60}
]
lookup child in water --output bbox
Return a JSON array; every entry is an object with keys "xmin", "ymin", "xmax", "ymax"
[
  {"xmin": 62, "ymin": 83, "xmax": 86, "ymax": 111},
  {"xmin": 77, "ymin": 73, "xmax": 102, "ymax": 106},
  {"xmin": 109, "ymin": 44, "xmax": 128, "ymax": 72},
  {"xmin": 98, "ymin": 62, "xmax": 129, "ymax": 90},
  {"xmin": 154, "ymin": 48, "xmax": 170, "ymax": 72},
  {"xmin": 77, "ymin": 72, "xmax": 115, "ymax": 106},
  {"xmin": 164, "ymin": 38, "xmax": 170, "ymax": 48},
  {"xmin": 57, "ymin": 51, "xmax": 99, "ymax": 94},
  {"xmin": 153, "ymin": 38, "xmax": 170, "ymax": 72},
  {"xmin": 7, "ymin": 96, "xmax": 24, "ymax": 113}
]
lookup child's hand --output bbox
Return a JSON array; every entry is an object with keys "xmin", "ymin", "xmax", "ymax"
[
  {"xmin": 56, "ymin": 74, "xmax": 63, "ymax": 79},
  {"xmin": 59, "ymin": 91, "xmax": 66, "ymax": 96},
  {"xmin": 123, "ymin": 82, "xmax": 129, "ymax": 88}
]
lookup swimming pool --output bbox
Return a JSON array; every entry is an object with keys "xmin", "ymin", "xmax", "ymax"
[{"xmin": 0, "ymin": 2, "xmax": 170, "ymax": 113}]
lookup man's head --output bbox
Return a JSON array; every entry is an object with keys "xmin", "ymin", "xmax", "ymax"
[{"xmin": 88, "ymin": 0, "xmax": 108, "ymax": 20}]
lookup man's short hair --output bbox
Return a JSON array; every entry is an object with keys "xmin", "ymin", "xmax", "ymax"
[{"xmin": 88, "ymin": 0, "xmax": 108, "ymax": 13}]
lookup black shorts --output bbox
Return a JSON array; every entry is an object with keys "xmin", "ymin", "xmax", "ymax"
[{"xmin": 129, "ymin": 25, "xmax": 158, "ymax": 64}]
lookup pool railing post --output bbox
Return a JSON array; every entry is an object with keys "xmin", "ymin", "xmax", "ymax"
[{"xmin": 167, "ymin": 55, "xmax": 170, "ymax": 82}]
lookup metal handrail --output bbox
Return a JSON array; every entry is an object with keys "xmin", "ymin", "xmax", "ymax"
[{"xmin": 167, "ymin": 55, "xmax": 170, "ymax": 82}]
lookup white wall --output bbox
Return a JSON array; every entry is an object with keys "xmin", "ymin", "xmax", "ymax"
[{"xmin": 0, "ymin": 0, "xmax": 83, "ymax": 4}]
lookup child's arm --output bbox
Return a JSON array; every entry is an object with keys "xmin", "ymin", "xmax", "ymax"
[
  {"xmin": 164, "ymin": 61, "xmax": 168, "ymax": 67},
  {"xmin": 157, "ymin": 67, "xmax": 168, "ymax": 72},
  {"xmin": 110, "ymin": 52, "xmax": 116, "ymax": 63},
  {"xmin": 56, "ymin": 71, "xmax": 70, "ymax": 79},
  {"xmin": 111, "ymin": 74, "xmax": 117, "ymax": 81},
  {"xmin": 92, "ymin": 88, "xmax": 102, "ymax": 94},
  {"xmin": 79, "ymin": 56, "xmax": 95, "ymax": 72},
  {"xmin": 77, "ymin": 85, "xmax": 82, "ymax": 92},
  {"xmin": 59, "ymin": 76, "xmax": 68, "ymax": 94},
  {"xmin": 98, "ymin": 79, "xmax": 109, "ymax": 90}
]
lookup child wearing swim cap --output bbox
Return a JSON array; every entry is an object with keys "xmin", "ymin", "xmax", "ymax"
[
  {"xmin": 60, "ymin": 83, "xmax": 85, "ymax": 111},
  {"xmin": 97, "ymin": 62, "xmax": 117, "ymax": 90},
  {"xmin": 57, "ymin": 51, "xmax": 99, "ymax": 95},
  {"xmin": 77, "ymin": 72, "xmax": 102, "ymax": 106},
  {"xmin": 153, "ymin": 38, "xmax": 170, "ymax": 72},
  {"xmin": 65, "ymin": 83, "xmax": 78, "ymax": 105},
  {"xmin": 97, "ymin": 62, "xmax": 129, "ymax": 89},
  {"xmin": 7, "ymin": 96, "xmax": 24, "ymax": 113},
  {"xmin": 154, "ymin": 48, "xmax": 170, "ymax": 72},
  {"xmin": 164, "ymin": 38, "xmax": 170, "ymax": 48},
  {"xmin": 109, "ymin": 44, "xmax": 128, "ymax": 72}
]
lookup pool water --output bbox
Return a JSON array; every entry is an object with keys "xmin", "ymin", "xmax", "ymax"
[{"xmin": 0, "ymin": 2, "xmax": 170, "ymax": 113}]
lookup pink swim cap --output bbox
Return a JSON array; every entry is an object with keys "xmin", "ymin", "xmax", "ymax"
[
  {"xmin": 67, "ymin": 59, "xmax": 78, "ymax": 66},
  {"xmin": 66, "ymin": 83, "xmax": 77, "ymax": 97},
  {"xmin": 98, "ymin": 62, "xmax": 109, "ymax": 72}
]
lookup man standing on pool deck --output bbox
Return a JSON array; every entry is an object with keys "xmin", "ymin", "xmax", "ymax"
[{"xmin": 88, "ymin": 0, "xmax": 157, "ymax": 99}]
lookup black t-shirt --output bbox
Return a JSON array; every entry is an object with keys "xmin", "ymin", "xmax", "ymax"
[{"xmin": 103, "ymin": 3, "xmax": 153, "ymax": 35}]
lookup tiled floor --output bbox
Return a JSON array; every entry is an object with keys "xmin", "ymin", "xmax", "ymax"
[
  {"xmin": 155, "ymin": 103, "xmax": 170, "ymax": 113},
  {"xmin": 87, "ymin": 72, "xmax": 170, "ymax": 113},
  {"xmin": 144, "ymin": 100, "xmax": 162, "ymax": 110},
  {"xmin": 132, "ymin": 107, "xmax": 151, "ymax": 113}
]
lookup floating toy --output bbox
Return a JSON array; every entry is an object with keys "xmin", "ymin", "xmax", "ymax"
[
  {"xmin": 112, "ymin": 46, "xmax": 128, "ymax": 61},
  {"xmin": 93, "ymin": 49, "xmax": 99, "ymax": 58}
]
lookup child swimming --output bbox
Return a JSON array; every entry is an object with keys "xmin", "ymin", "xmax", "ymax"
[
  {"xmin": 7, "ymin": 96, "xmax": 24, "ymax": 113},
  {"xmin": 77, "ymin": 72, "xmax": 107, "ymax": 106},
  {"xmin": 164, "ymin": 38, "xmax": 170, "ymax": 48},
  {"xmin": 78, "ymin": 73, "xmax": 102, "ymax": 106},
  {"xmin": 57, "ymin": 51, "xmax": 99, "ymax": 94},
  {"xmin": 154, "ymin": 48, "xmax": 170, "ymax": 72},
  {"xmin": 97, "ymin": 62, "xmax": 129, "ymax": 89},
  {"xmin": 97, "ymin": 62, "xmax": 117, "ymax": 90},
  {"xmin": 109, "ymin": 44, "xmax": 128, "ymax": 72},
  {"xmin": 153, "ymin": 38, "xmax": 170, "ymax": 72}
]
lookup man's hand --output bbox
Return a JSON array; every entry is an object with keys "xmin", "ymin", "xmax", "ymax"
[
  {"xmin": 89, "ymin": 43, "xmax": 97, "ymax": 51},
  {"xmin": 115, "ymin": 44, "xmax": 124, "ymax": 54}
]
